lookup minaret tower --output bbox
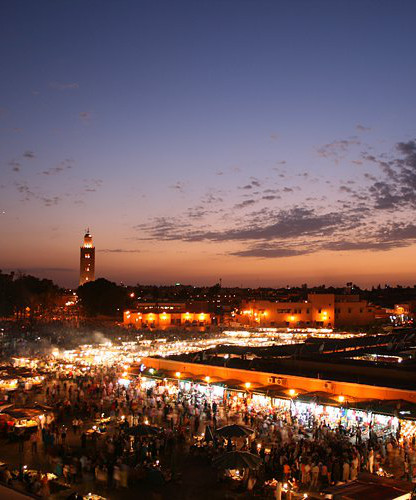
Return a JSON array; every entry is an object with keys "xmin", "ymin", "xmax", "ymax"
[{"xmin": 79, "ymin": 228, "xmax": 95, "ymax": 286}]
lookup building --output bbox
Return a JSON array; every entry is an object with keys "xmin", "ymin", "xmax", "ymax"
[
  {"xmin": 236, "ymin": 293, "xmax": 375, "ymax": 328},
  {"xmin": 124, "ymin": 301, "xmax": 213, "ymax": 329},
  {"xmin": 79, "ymin": 229, "xmax": 95, "ymax": 286}
]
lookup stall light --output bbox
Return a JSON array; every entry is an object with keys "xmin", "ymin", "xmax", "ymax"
[
  {"xmin": 175, "ymin": 371, "xmax": 181, "ymax": 379},
  {"xmin": 149, "ymin": 368, "xmax": 155, "ymax": 375},
  {"xmin": 289, "ymin": 389, "xmax": 296, "ymax": 397},
  {"xmin": 205, "ymin": 376, "xmax": 210, "ymax": 383},
  {"xmin": 338, "ymin": 395, "xmax": 345, "ymax": 403},
  {"xmin": 245, "ymin": 382, "xmax": 251, "ymax": 389}
]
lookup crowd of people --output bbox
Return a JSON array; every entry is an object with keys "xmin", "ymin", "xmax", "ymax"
[{"xmin": 0, "ymin": 359, "xmax": 415, "ymax": 498}]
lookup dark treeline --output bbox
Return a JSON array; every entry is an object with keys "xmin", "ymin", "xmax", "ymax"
[
  {"xmin": 0, "ymin": 270, "xmax": 62, "ymax": 318},
  {"xmin": 3, "ymin": 269, "xmax": 416, "ymax": 319}
]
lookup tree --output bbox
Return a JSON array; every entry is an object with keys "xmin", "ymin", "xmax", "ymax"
[
  {"xmin": 77, "ymin": 278, "xmax": 128, "ymax": 316},
  {"xmin": 0, "ymin": 271, "xmax": 61, "ymax": 318}
]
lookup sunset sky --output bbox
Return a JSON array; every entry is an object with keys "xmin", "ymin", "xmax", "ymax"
[{"xmin": 1, "ymin": 0, "xmax": 416, "ymax": 288}]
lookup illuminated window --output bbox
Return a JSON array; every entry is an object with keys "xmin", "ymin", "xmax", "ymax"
[{"xmin": 85, "ymin": 254, "xmax": 90, "ymax": 259}]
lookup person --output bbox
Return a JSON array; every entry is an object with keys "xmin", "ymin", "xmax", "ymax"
[
  {"xmin": 1, "ymin": 466, "xmax": 12, "ymax": 485},
  {"xmin": 40, "ymin": 474, "xmax": 50, "ymax": 498},
  {"xmin": 342, "ymin": 459, "xmax": 350, "ymax": 482},
  {"xmin": 81, "ymin": 431, "xmax": 87, "ymax": 449},
  {"xmin": 311, "ymin": 463, "xmax": 320, "ymax": 489},
  {"xmin": 351, "ymin": 455, "xmax": 359, "ymax": 481},
  {"xmin": 30, "ymin": 431, "xmax": 38, "ymax": 454},
  {"xmin": 368, "ymin": 448, "xmax": 374, "ymax": 474},
  {"xmin": 113, "ymin": 463, "xmax": 121, "ymax": 488},
  {"xmin": 283, "ymin": 462, "xmax": 290, "ymax": 481},
  {"xmin": 61, "ymin": 427, "xmax": 67, "ymax": 446},
  {"xmin": 247, "ymin": 474, "xmax": 256, "ymax": 493}
]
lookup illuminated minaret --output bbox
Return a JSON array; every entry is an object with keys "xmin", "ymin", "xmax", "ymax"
[{"xmin": 79, "ymin": 229, "xmax": 95, "ymax": 286}]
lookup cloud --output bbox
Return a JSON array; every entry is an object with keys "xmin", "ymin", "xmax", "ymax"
[
  {"xmin": 42, "ymin": 159, "xmax": 73, "ymax": 175},
  {"xmin": 201, "ymin": 192, "xmax": 224, "ymax": 205},
  {"xmin": 262, "ymin": 195, "xmax": 281, "ymax": 201},
  {"xmin": 321, "ymin": 240, "xmax": 401, "ymax": 252},
  {"xmin": 239, "ymin": 178, "xmax": 261, "ymax": 190},
  {"xmin": 14, "ymin": 181, "xmax": 36, "ymax": 201},
  {"xmin": 339, "ymin": 185, "xmax": 354, "ymax": 193},
  {"xmin": 317, "ymin": 138, "xmax": 361, "ymax": 162},
  {"xmin": 7, "ymin": 267, "xmax": 74, "ymax": 273},
  {"xmin": 186, "ymin": 206, "xmax": 209, "ymax": 219},
  {"xmin": 232, "ymin": 246, "xmax": 311, "ymax": 258},
  {"xmin": 131, "ymin": 136, "xmax": 416, "ymax": 260},
  {"xmin": 41, "ymin": 196, "xmax": 61, "ymax": 207},
  {"xmin": 379, "ymin": 223, "xmax": 416, "ymax": 242},
  {"xmin": 356, "ymin": 124, "xmax": 371, "ymax": 132},
  {"xmin": 9, "ymin": 160, "xmax": 21, "ymax": 172},
  {"xmin": 169, "ymin": 181, "xmax": 185, "ymax": 192},
  {"xmin": 234, "ymin": 199, "xmax": 257, "ymax": 210},
  {"xmin": 139, "ymin": 207, "xmax": 345, "ymax": 243},
  {"xmin": 49, "ymin": 81, "xmax": 79, "ymax": 90},
  {"xmin": 98, "ymin": 249, "xmax": 141, "ymax": 253},
  {"xmin": 23, "ymin": 150, "xmax": 35, "ymax": 159},
  {"xmin": 83, "ymin": 178, "xmax": 103, "ymax": 193},
  {"xmin": 79, "ymin": 111, "xmax": 91, "ymax": 122},
  {"xmin": 356, "ymin": 139, "xmax": 416, "ymax": 211}
]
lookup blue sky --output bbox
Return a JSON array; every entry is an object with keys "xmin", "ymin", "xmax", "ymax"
[{"xmin": 1, "ymin": 0, "xmax": 416, "ymax": 287}]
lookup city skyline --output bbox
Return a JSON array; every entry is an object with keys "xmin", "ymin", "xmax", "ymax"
[{"xmin": 2, "ymin": 1, "xmax": 416, "ymax": 287}]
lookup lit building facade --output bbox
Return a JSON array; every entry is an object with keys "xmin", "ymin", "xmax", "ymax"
[
  {"xmin": 124, "ymin": 302, "xmax": 213, "ymax": 329},
  {"xmin": 236, "ymin": 294, "xmax": 375, "ymax": 328},
  {"xmin": 79, "ymin": 230, "xmax": 95, "ymax": 286}
]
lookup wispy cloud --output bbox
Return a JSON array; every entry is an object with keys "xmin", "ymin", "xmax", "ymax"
[
  {"xmin": 98, "ymin": 248, "xmax": 141, "ymax": 253},
  {"xmin": 356, "ymin": 124, "xmax": 371, "ymax": 132},
  {"xmin": 42, "ymin": 159, "xmax": 73, "ymax": 175},
  {"xmin": 169, "ymin": 181, "xmax": 186, "ymax": 192},
  {"xmin": 317, "ymin": 138, "xmax": 361, "ymax": 163},
  {"xmin": 23, "ymin": 150, "xmax": 36, "ymax": 159},
  {"xmin": 131, "ymin": 136, "xmax": 416, "ymax": 259},
  {"xmin": 49, "ymin": 81, "xmax": 79, "ymax": 90},
  {"xmin": 79, "ymin": 111, "xmax": 91, "ymax": 122},
  {"xmin": 9, "ymin": 160, "xmax": 21, "ymax": 172}
]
